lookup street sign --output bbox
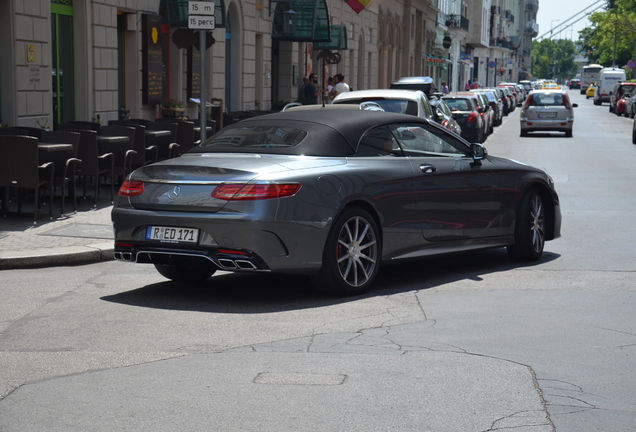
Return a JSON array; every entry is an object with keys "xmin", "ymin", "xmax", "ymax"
[
  {"xmin": 628, "ymin": 60, "xmax": 635, "ymax": 69},
  {"xmin": 488, "ymin": 61, "xmax": 495, "ymax": 68},
  {"xmin": 188, "ymin": 1, "xmax": 215, "ymax": 15},
  {"xmin": 188, "ymin": 15, "xmax": 215, "ymax": 29}
]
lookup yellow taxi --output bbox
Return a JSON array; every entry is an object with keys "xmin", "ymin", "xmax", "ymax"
[
  {"xmin": 542, "ymin": 82, "xmax": 560, "ymax": 90},
  {"xmin": 586, "ymin": 82, "xmax": 597, "ymax": 99}
]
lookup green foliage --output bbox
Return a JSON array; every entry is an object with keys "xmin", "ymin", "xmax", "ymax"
[
  {"xmin": 579, "ymin": 0, "xmax": 636, "ymax": 67},
  {"xmin": 532, "ymin": 39, "xmax": 578, "ymax": 80}
]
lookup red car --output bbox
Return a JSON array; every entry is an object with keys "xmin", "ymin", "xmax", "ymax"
[
  {"xmin": 610, "ymin": 82, "xmax": 636, "ymax": 116},
  {"xmin": 610, "ymin": 83, "xmax": 636, "ymax": 116}
]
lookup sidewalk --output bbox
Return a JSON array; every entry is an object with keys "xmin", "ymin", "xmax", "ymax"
[{"xmin": 0, "ymin": 197, "xmax": 114, "ymax": 270}]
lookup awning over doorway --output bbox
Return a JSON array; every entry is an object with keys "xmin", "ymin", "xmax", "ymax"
[
  {"xmin": 159, "ymin": 0, "xmax": 226, "ymax": 28},
  {"xmin": 272, "ymin": 0, "xmax": 331, "ymax": 42},
  {"xmin": 313, "ymin": 25, "xmax": 347, "ymax": 50}
]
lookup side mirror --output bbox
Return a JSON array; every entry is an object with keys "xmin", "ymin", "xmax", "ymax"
[
  {"xmin": 572, "ymin": 103, "xmax": 578, "ymax": 108},
  {"xmin": 471, "ymin": 143, "xmax": 487, "ymax": 164}
]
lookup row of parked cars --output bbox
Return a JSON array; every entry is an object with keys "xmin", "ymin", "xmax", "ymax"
[{"xmin": 325, "ymin": 77, "xmax": 528, "ymax": 145}]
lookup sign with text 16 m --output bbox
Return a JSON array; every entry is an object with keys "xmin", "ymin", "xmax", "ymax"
[{"xmin": 188, "ymin": 1, "xmax": 215, "ymax": 29}]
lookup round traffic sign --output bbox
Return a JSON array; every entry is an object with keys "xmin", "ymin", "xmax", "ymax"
[
  {"xmin": 488, "ymin": 61, "xmax": 495, "ymax": 68},
  {"xmin": 628, "ymin": 60, "xmax": 635, "ymax": 69}
]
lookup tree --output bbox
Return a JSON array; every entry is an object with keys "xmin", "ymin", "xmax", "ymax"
[
  {"xmin": 532, "ymin": 39, "xmax": 578, "ymax": 81},
  {"xmin": 579, "ymin": 0, "xmax": 636, "ymax": 68}
]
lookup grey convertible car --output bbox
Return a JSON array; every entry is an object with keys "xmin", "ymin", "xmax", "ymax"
[{"xmin": 112, "ymin": 108, "xmax": 561, "ymax": 295}]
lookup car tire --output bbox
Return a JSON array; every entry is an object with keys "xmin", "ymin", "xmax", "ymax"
[
  {"xmin": 565, "ymin": 130, "xmax": 573, "ymax": 138},
  {"xmin": 586, "ymin": 95, "xmax": 589, "ymax": 99},
  {"xmin": 507, "ymin": 188, "xmax": 545, "ymax": 262},
  {"xmin": 154, "ymin": 263, "xmax": 216, "ymax": 282},
  {"xmin": 520, "ymin": 130, "xmax": 529, "ymax": 137},
  {"xmin": 633, "ymin": 127, "xmax": 636, "ymax": 144},
  {"xmin": 312, "ymin": 207, "xmax": 381, "ymax": 295}
]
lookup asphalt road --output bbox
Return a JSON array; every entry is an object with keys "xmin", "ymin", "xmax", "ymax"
[{"xmin": 0, "ymin": 91, "xmax": 634, "ymax": 431}]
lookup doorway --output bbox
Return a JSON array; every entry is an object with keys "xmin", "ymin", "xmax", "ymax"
[{"xmin": 51, "ymin": 2, "xmax": 75, "ymax": 127}]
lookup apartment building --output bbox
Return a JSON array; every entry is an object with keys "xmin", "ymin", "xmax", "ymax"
[{"xmin": 0, "ymin": 0, "xmax": 537, "ymax": 129}]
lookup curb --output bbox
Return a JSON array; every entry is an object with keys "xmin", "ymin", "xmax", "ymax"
[{"xmin": 0, "ymin": 242, "xmax": 114, "ymax": 270}]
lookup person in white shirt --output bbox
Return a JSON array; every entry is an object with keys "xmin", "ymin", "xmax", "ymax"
[{"xmin": 333, "ymin": 73, "xmax": 350, "ymax": 98}]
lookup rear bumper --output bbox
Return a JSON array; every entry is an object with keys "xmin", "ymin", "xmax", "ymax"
[{"xmin": 520, "ymin": 118, "xmax": 573, "ymax": 132}]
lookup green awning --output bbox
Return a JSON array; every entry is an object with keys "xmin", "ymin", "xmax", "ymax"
[
  {"xmin": 272, "ymin": 0, "xmax": 331, "ymax": 42},
  {"xmin": 159, "ymin": 0, "xmax": 226, "ymax": 28},
  {"xmin": 313, "ymin": 25, "xmax": 347, "ymax": 50}
]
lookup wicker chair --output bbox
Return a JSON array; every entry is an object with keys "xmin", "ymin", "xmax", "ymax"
[
  {"xmin": 71, "ymin": 129, "xmax": 115, "ymax": 206},
  {"xmin": 40, "ymin": 130, "xmax": 82, "ymax": 214},
  {"xmin": 0, "ymin": 135, "xmax": 55, "ymax": 222},
  {"xmin": 108, "ymin": 121, "xmax": 158, "ymax": 167},
  {"xmin": 98, "ymin": 125, "xmax": 137, "ymax": 183}
]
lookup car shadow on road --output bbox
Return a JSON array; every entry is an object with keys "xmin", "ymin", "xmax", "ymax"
[{"xmin": 100, "ymin": 248, "xmax": 560, "ymax": 314}]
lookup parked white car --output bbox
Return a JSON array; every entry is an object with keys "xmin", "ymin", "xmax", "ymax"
[{"xmin": 333, "ymin": 89, "xmax": 436, "ymax": 122}]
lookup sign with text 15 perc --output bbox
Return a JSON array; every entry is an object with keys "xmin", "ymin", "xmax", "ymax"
[{"xmin": 188, "ymin": 1, "xmax": 215, "ymax": 29}]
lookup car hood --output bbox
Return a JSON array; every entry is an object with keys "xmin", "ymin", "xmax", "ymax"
[{"xmin": 126, "ymin": 153, "xmax": 346, "ymax": 213}]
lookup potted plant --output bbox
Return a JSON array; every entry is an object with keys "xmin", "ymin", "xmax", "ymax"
[{"xmin": 162, "ymin": 99, "xmax": 185, "ymax": 117}]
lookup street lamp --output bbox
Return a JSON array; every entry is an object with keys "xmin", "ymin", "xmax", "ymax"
[{"xmin": 550, "ymin": 19, "xmax": 560, "ymax": 39}]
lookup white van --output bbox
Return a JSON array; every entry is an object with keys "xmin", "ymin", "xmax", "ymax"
[{"xmin": 594, "ymin": 67, "xmax": 626, "ymax": 105}]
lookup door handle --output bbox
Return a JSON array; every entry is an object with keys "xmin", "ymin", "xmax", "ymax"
[{"xmin": 420, "ymin": 164, "xmax": 437, "ymax": 173}]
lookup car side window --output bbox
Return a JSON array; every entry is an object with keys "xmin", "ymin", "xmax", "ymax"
[
  {"xmin": 389, "ymin": 123, "xmax": 468, "ymax": 157},
  {"xmin": 355, "ymin": 126, "xmax": 403, "ymax": 157},
  {"xmin": 421, "ymin": 95, "xmax": 434, "ymax": 119}
]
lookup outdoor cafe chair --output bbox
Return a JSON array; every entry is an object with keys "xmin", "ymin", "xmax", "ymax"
[
  {"xmin": 98, "ymin": 125, "xmax": 136, "ymax": 184},
  {"xmin": 0, "ymin": 135, "xmax": 55, "ymax": 222},
  {"xmin": 40, "ymin": 130, "xmax": 82, "ymax": 215},
  {"xmin": 108, "ymin": 121, "xmax": 158, "ymax": 167},
  {"xmin": 68, "ymin": 129, "xmax": 115, "ymax": 207}
]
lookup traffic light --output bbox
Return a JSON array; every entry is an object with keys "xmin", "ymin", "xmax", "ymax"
[{"xmin": 499, "ymin": 68, "xmax": 505, "ymax": 75}]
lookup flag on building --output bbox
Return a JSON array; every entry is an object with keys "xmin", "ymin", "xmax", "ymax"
[{"xmin": 345, "ymin": 0, "xmax": 373, "ymax": 14}]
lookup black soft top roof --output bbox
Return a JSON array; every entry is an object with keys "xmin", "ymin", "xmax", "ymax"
[{"xmin": 191, "ymin": 109, "xmax": 434, "ymax": 157}]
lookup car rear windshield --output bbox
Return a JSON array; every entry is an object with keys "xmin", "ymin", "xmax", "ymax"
[
  {"xmin": 335, "ymin": 98, "xmax": 418, "ymax": 116},
  {"xmin": 199, "ymin": 126, "xmax": 308, "ymax": 150},
  {"xmin": 443, "ymin": 98, "xmax": 472, "ymax": 111},
  {"xmin": 528, "ymin": 93, "xmax": 566, "ymax": 106}
]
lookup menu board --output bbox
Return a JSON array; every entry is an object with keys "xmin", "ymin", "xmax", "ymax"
[
  {"xmin": 187, "ymin": 47, "xmax": 201, "ymax": 99},
  {"xmin": 142, "ymin": 14, "xmax": 163, "ymax": 106}
]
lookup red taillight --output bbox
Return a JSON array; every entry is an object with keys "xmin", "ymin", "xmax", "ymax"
[
  {"xmin": 467, "ymin": 112, "xmax": 478, "ymax": 123},
  {"xmin": 442, "ymin": 119, "xmax": 449, "ymax": 128},
  {"xmin": 563, "ymin": 94, "xmax": 572, "ymax": 109},
  {"xmin": 522, "ymin": 96, "xmax": 531, "ymax": 110},
  {"xmin": 211, "ymin": 183, "xmax": 302, "ymax": 201},
  {"xmin": 118, "ymin": 180, "xmax": 145, "ymax": 196}
]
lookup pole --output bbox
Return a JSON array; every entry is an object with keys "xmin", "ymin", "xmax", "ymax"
[{"xmin": 199, "ymin": 30, "xmax": 207, "ymax": 141}]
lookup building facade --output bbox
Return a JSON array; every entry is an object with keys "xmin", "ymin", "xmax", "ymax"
[{"xmin": 0, "ymin": 0, "xmax": 537, "ymax": 130}]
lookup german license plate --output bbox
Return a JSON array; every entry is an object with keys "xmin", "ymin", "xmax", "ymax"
[
  {"xmin": 146, "ymin": 226, "xmax": 199, "ymax": 243},
  {"xmin": 538, "ymin": 112, "xmax": 557, "ymax": 118}
]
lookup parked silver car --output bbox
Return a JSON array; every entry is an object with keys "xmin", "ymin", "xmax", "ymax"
[{"xmin": 520, "ymin": 90, "xmax": 578, "ymax": 137}]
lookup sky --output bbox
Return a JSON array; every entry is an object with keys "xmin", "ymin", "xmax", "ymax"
[{"xmin": 534, "ymin": 0, "xmax": 607, "ymax": 42}]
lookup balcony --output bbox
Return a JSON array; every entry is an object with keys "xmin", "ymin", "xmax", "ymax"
[
  {"xmin": 490, "ymin": 37, "xmax": 514, "ymax": 50},
  {"xmin": 505, "ymin": 10, "xmax": 514, "ymax": 22},
  {"xmin": 446, "ymin": 14, "xmax": 469, "ymax": 31}
]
